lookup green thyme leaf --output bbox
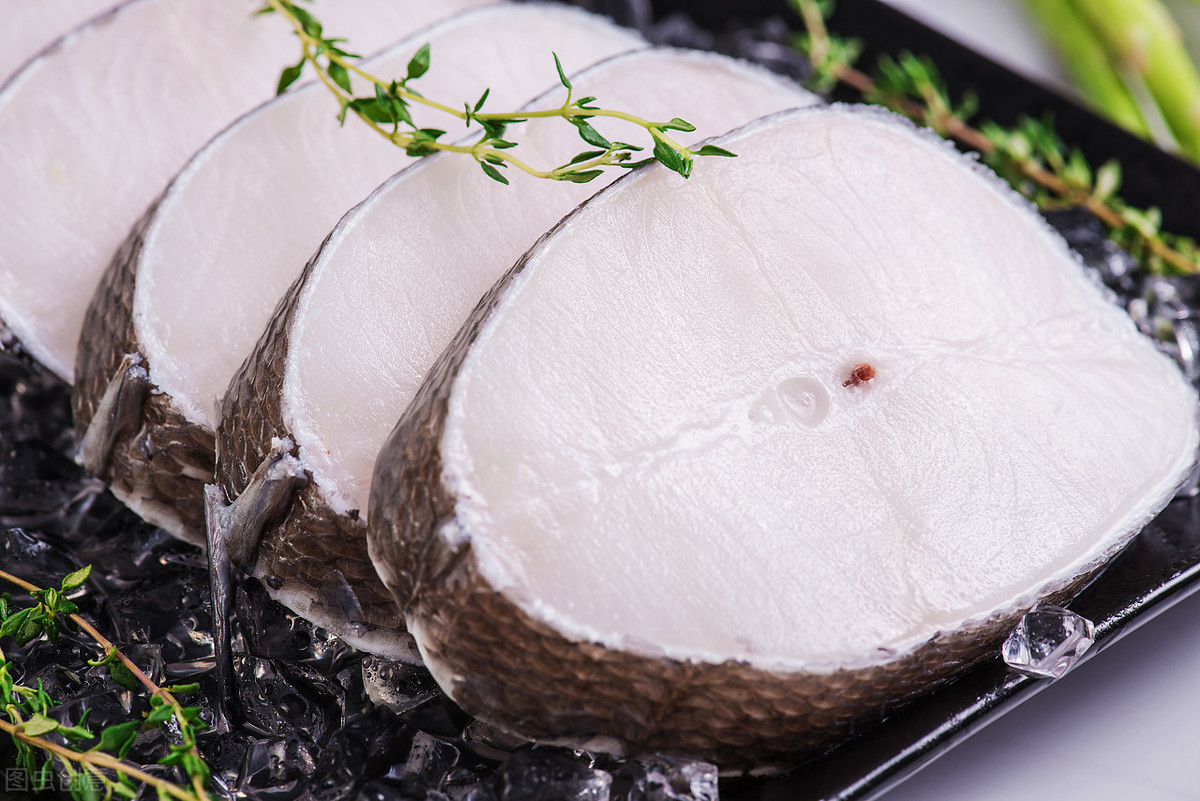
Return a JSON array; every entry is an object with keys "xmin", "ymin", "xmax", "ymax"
[
  {"xmin": 652, "ymin": 139, "xmax": 685, "ymax": 174},
  {"xmin": 693, "ymin": 144, "xmax": 737, "ymax": 158},
  {"xmin": 21, "ymin": 714, "xmax": 60, "ymax": 737},
  {"xmin": 94, "ymin": 721, "xmax": 141, "ymax": 760},
  {"xmin": 660, "ymin": 117, "xmax": 696, "ymax": 132},
  {"xmin": 480, "ymin": 161, "xmax": 509, "ymax": 185},
  {"xmin": 277, "ymin": 61, "xmax": 304, "ymax": 95},
  {"xmin": 571, "ymin": 118, "xmax": 611, "ymax": 149},
  {"xmin": 60, "ymin": 566, "xmax": 92, "ymax": 592},
  {"xmin": 553, "ymin": 52, "xmax": 571, "ymax": 92},
  {"xmin": 145, "ymin": 705, "xmax": 175, "ymax": 726},
  {"xmin": 562, "ymin": 169, "xmax": 604, "ymax": 183},
  {"xmin": 327, "ymin": 61, "xmax": 351, "ymax": 93},
  {"xmin": 407, "ymin": 43, "xmax": 431, "ymax": 81}
]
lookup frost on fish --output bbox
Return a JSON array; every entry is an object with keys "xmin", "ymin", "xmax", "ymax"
[
  {"xmin": 0, "ymin": 0, "xmax": 492, "ymax": 383},
  {"xmin": 367, "ymin": 105, "xmax": 1200, "ymax": 769},
  {"xmin": 216, "ymin": 49, "xmax": 818, "ymax": 655}
]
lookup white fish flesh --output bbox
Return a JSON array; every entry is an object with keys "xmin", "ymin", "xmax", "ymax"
[
  {"xmin": 274, "ymin": 49, "xmax": 819, "ymax": 520},
  {"xmin": 0, "ymin": 0, "xmax": 492, "ymax": 381},
  {"xmin": 135, "ymin": 4, "xmax": 643, "ymax": 431},
  {"xmin": 366, "ymin": 105, "xmax": 1200, "ymax": 766},
  {"xmin": 0, "ymin": 0, "xmax": 126, "ymax": 83}
]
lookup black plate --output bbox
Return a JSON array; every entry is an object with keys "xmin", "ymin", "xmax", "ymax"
[{"xmin": 641, "ymin": 1, "xmax": 1200, "ymax": 799}]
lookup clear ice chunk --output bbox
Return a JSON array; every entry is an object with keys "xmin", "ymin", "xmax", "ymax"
[
  {"xmin": 1002, "ymin": 602, "xmax": 1096, "ymax": 679},
  {"xmin": 497, "ymin": 750, "xmax": 613, "ymax": 801},
  {"xmin": 393, "ymin": 730, "xmax": 460, "ymax": 785},
  {"xmin": 611, "ymin": 755, "xmax": 719, "ymax": 801},
  {"xmin": 362, "ymin": 654, "xmax": 442, "ymax": 713}
]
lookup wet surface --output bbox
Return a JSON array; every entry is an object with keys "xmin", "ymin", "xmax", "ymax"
[{"xmin": 1, "ymin": 294, "xmax": 725, "ymax": 801}]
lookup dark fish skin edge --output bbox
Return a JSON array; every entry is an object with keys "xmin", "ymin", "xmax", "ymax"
[
  {"xmin": 72, "ymin": 199, "xmax": 214, "ymax": 544},
  {"xmin": 73, "ymin": 197, "xmax": 407, "ymax": 646},
  {"xmin": 366, "ymin": 191, "xmax": 1095, "ymax": 771},
  {"xmin": 216, "ymin": 233, "xmax": 408, "ymax": 642}
]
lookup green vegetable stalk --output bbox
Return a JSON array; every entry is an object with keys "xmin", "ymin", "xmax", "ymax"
[
  {"xmin": 1074, "ymin": 0, "xmax": 1200, "ymax": 160},
  {"xmin": 1023, "ymin": 0, "xmax": 1151, "ymax": 137}
]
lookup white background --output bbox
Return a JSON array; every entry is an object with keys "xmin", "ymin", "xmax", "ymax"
[{"xmin": 870, "ymin": 3, "xmax": 1200, "ymax": 799}]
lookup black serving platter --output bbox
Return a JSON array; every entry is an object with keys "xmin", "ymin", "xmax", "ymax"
[{"xmin": 644, "ymin": 1, "xmax": 1200, "ymax": 799}]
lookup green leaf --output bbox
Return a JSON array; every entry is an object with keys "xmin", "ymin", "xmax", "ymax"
[
  {"xmin": 574, "ymin": 95, "xmax": 597, "ymax": 109},
  {"xmin": 290, "ymin": 5, "xmax": 321, "ymax": 38},
  {"xmin": 660, "ymin": 117, "xmax": 696, "ymax": 133},
  {"xmin": 618, "ymin": 157, "xmax": 656, "ymax": 170},
  {"xmin": 481, "ymin": 120, "xmax": 510, "ymax": 141},
  {"xmin": 60, "ymin": 565, "xmax": 92, "ymax": 592},
  {"xmin": 350, "ymin": 97, "xmax": 392, "ymax": 125},
  {"xmin": 553, "ymin": 52, "xmax": 571, "ymax": 92},
  {"xmin": 571, "ymin": 118, "xmax": 611, "ymax": 149},
  {"xmin": 0, "ymin": 666, "xmax": 13, "ymax": 704},
  {"xmin": 0, "ymin": 606, "xmax": 32, "ymax": 638},
  {"xmin": 327, "ymin": 61, "xmax": 351, "ymax": 93},
  {"xmin": 145, "ymin": 705, "xmax": 175, "ymax": 726},
  {"xmin": 378, "ymin": 84, "xmax": 413, "ymax": 127},
  {"xmin": 277, "ymin": 62, "xmax": 304, "ymax": 95},
  {"xmin": 407, "ymin": 43, "xmax": 431, "ymax": 81},
  {"xmin": 108, "ymin": 659, "xmax": 138, "ymax": 691},
  {"xmin": 94, "ymin": 721, "xmax": 141, "ymax": 760},
  {"xmin": 166, "ymin": 682, "xmax": 200, "ymax": 695},
  {"xmin": 1094, "ymin": 160, "xmax": 1122, "ymax": 201},
  {"xmin": 652, "ymin": 139, "xmax": 685, "ymax": 174},
  {"xmin": 71, "ymin": 771, "xmax": 104, "ymax": 801},
  {"xmin": 566, "ymin": 150, "xmax": 606, "ymax": 166},
  {"xmin": 17, "ymin": 609, "xmax": 45, "ymax": 645},
  {"xmin": 35, "ymin": 760, "xmax": 52, "ymax": 791},
  {"xmin": 21, "ymin": 713, "xmax": 59, "ymax": 737},
  {"xmin": 562, "ymin": 169, "xmax": 603, "ymax": 183},
  {"xmin": 56, "ymin": 722, "xmax": 94, "ymax": 741},
  {"xmin": 693, "ymin": 144, "xmax": 737, "ymax": 158},
  {"xmin": 473, "ymin": 87, "xmax": 490, "ymax": 113},
  {"xmin": 480, "ymin": 162, "xmax": 509, "ymax": 185}
]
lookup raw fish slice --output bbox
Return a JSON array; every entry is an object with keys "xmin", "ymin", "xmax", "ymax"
[
  {"xmin": 71, "ymin": 5, "xmax": 641, "ymax": 561},
  {"xmin": 0, "ymin": 0, "xmax": 126, "ymax": 83},
  {"xmin": 0, "ymin": 0, "xmax": 492, "ymax": 382},
  {"xmin": 367, "ymin": 106, "xmax": 1200, "ymax": 768},
  {"xmin": 216, "ymin": 49, "xmax": 818, "ymax": 658}
]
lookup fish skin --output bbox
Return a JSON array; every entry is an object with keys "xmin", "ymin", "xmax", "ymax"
[
  {"xmin": 365, "ymin": 226, "xmax": 1094, "ymax": 768},
  {"xmin": 211, "ymin": 48, "xmax": 814, "ymax": 659},
  {"xmin": 365, "ymin": 106, "xmax": 1198, "ymax": 767},
  {"xmin": 216, "ymin": 243, "xmax": 413, "ymax": 654},
  {"xmin": 73, "ymin": 200, "xmax": 213, "ymax": 544}
]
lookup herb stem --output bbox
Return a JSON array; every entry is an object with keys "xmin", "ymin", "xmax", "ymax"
[
  {"xmin": 260, "ymin": 0, "xmax": 719, "ymax": 184},
  {"xmin": 790, "ymin": 0, "xmax": 1198, "ymax": 274},
  {"xmin": 0, "ymin": 717, "xmax": 201, "ymax": 801},
  {"xmin": 0, "ymin": 568, "xmax": 211, "ymax": 801}
]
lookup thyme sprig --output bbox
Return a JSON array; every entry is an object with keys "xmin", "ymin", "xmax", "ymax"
[
  {"xmin": 258, "ymin": 0, "xmax": 734, "ymax": 185},
  {"xmin": 0, "ymin": 567, "xmax": 213, "ymax": 801},
  {"xmin": 791, "ymin": 0, "xmax": 1200, "ymax": 276}
]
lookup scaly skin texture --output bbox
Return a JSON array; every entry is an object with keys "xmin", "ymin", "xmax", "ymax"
[
  {"xmin": 72, "ymin": 201, "xmax": 213, "ymax": 543},
  {"xmin": 216, "ymin": 240, "xmax": 407, "ymax": 645},
  {"xmin": 367, "ymin": 216, "xmax": 1095, "ymax": 771}
]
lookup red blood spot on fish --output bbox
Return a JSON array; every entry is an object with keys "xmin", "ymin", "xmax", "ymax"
[{"xmin": 842, "ymin": 363, "xmax": 876, "ymax": 388}]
